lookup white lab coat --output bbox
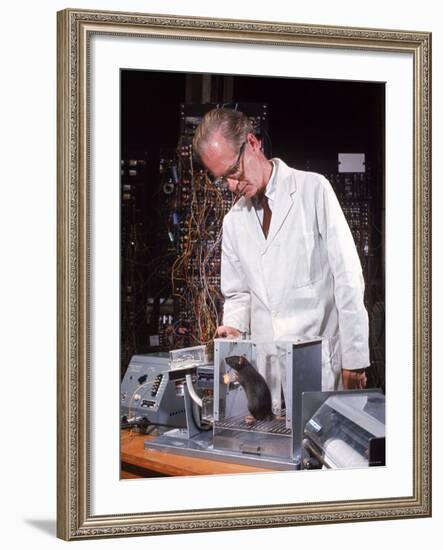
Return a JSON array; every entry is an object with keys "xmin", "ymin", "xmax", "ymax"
[{"xmin": 221, "ymin": 159, "xmax": 370, "ymax": 392}]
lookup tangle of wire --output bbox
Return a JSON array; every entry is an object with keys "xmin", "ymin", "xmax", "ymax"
[{"xmin": 171, "ymin": 149, "xmax": 237, "ymax": 350}]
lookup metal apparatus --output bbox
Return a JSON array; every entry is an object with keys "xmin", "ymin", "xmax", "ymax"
[
  {"xmin": 212, "ymin": 338, "xmax": 322, "ymax": 467},
  {"xmin": 144, "ymin": 338, "xmax": 322, "ymax": 470},
  {"xmin": 301, "ymin": 390, "xmax": 386, "ymax": 469},
  {"xmin": 120, "ymin": 353, "xmax": 187, "ymax": 429}
]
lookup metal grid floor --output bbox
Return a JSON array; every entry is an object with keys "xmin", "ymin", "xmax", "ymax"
[{"xmin": 215, "ymin": 412, "xmax": 291, "ymax": 435}]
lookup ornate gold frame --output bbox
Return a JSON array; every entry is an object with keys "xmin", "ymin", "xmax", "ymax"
[{"xmin": 57, "ymin": 8, "xmax": 431, "ymax": 540}]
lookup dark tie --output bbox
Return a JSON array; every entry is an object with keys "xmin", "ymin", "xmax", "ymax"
[{"xmin": 261, "ymin": 195, "xmax": 272, "ymax": 239}]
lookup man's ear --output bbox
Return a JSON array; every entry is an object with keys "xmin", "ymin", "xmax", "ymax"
[{"xmin": 247, "ymin": 132, "xmax": 261, "ymax": 153}]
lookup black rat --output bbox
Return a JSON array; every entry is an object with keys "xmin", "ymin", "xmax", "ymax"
[{"xmin": 225, "ymin": 355, "xmax": 273, "ymax": 422}]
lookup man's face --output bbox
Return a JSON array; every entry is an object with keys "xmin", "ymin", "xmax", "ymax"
[{"xmin": 199, "ymin": 131, "xmax": 264, "ymax": 199}]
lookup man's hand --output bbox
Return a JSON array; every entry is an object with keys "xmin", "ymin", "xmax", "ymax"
[
  {"xmin": 342, "ymin": 368, "xmax": 367, "ymax": 389},
  {"xmin": 216, "ymin": 325, "xmax": 241, "ymax": 338}
]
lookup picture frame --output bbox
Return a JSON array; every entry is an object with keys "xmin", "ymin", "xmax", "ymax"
[{"xmin": 57, "ymin": 8, "xmax": 431, "ymax": 540}]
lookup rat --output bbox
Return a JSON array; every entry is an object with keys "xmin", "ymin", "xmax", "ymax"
[{"xmin": 225, "ymin": 355, "xmax": 273, "ymax": 422}]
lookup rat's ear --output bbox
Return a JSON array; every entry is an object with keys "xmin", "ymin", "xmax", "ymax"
[{"xmin": 239, "ymin": 356, "xmax": 246, "ymax": 365}]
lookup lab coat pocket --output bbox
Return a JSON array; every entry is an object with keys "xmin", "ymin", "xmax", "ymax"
[{"xmin": 292, "ymin": 231, "xmax": 323, "ymax": 288}]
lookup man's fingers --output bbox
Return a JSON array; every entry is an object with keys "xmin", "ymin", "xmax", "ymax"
[
  {"xmin": 360, "ymin": 373, "xmax": 368, "ymax": 389},
  {"xmin": 216, "ymin": 326, "xmax": 230, "ymax": 337},
  {"xmin": 342, "ymin": 368, "xmax": 367, "ymax": 390},
  {"xmin": 216, "ymin": 326, "xmax": 241, "ymax": 338}
]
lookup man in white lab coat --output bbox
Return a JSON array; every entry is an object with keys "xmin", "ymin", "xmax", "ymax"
[{"xmin": 193, "ymin": 108, "xmax": 369, "ymax": 403}]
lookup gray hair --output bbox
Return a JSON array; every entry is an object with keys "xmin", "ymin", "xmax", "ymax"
[{"xmin": 192, "ymin": 108, "xmax": 253, "ymax": 160}]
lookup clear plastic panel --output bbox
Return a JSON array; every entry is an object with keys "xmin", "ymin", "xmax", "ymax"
[{"xmin": 169, "ymin": 345, "xmax": 208, "ymax": 370}]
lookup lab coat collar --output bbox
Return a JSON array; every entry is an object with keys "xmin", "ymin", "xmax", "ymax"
[{"xmin": 261, "ymin": 158, "xmax": 297, "ymax": 253}]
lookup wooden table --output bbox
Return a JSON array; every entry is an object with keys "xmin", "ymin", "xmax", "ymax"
[{"xmin": 121, "ymin": 429, "xmax": 272, "ymax": 478}]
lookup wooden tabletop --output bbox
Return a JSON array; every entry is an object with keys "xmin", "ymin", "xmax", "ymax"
[{"xmin": 121, "ymin": 429, "xmax": 272, "ymax": 477}]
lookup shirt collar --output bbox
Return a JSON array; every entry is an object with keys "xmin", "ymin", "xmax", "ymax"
[
  {"xmin": 265, "ymin": 160, "xmax": 277, "ymax": 201},
  {"xmin": 252, "ymin": 160, "xmax": 277, "ymax": 209}
]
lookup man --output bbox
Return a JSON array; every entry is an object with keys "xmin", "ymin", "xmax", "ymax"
[{"xmin": 193, "ymin": 108, "xmax": 369, "ymax": 397}]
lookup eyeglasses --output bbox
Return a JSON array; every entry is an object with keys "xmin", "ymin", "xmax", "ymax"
[{"xmin": 212, "ymin": 141, "xmax": 246, "ymax": 188}]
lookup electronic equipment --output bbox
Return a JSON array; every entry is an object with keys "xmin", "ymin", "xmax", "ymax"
[
  {"xmin": 121, "ymin": 351, "xmax": 215, "ymax": 430},
  {"xmin": 126, "ymin": 344, "xmax": 385, "ymax": 472},
  {"xmin": 120, "ymin": 353, "xmax": 187, "ymax": 429},
  {"xmin": 301, "ymin": 390, "xmax": 386, "ymax": 469},
  {"xmin": 145, "ymin": 338, "xmax": 323, "ymax": 470}
]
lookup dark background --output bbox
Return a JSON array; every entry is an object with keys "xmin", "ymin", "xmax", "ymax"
[
  {"xmin": 120, "ymin": 70, "xmax": 385, "ymax": 388},
  {"xmin": 121, "ymin": 70, "xmax": 384, "ymax": 176}
]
